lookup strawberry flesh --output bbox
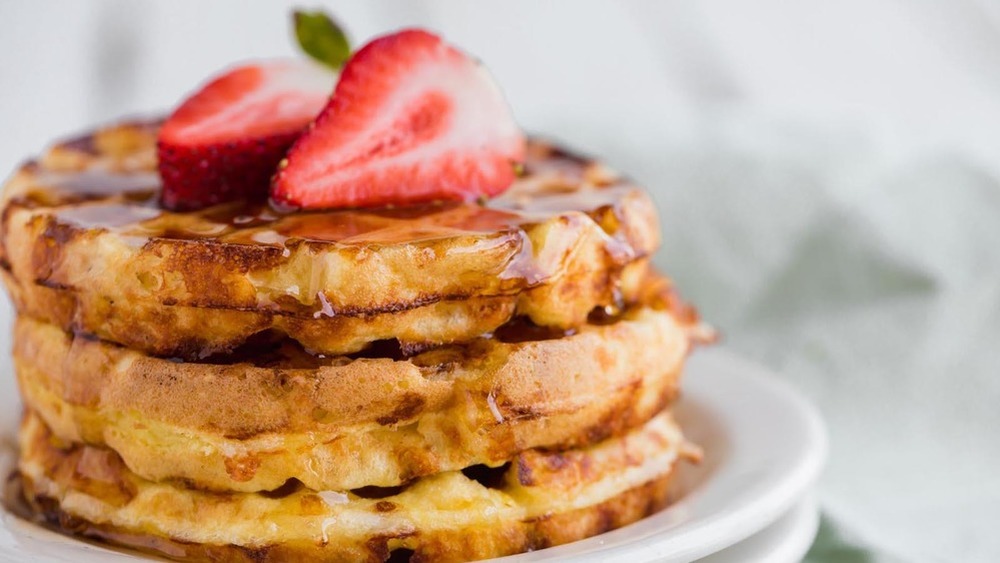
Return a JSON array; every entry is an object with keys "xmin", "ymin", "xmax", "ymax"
[
  {"xmin": 271, "ymin": 29, "xmax": 525, "ymax": 209},
  {"xmin": 158, "ymin": 60, "xmax": 333, "ymax": 210}
]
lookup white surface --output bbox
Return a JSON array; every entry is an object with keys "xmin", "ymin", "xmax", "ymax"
[
  {"xmin": 5, "ymin": 3, "xmax": 1000, "ymax": 561},
  {"xmin": 0, "ymin": 348, "xmax": 825, "ymax": 562},
  {"xmin": 699, "ymin": 495, "xmax": 820, "ymax": 563}
]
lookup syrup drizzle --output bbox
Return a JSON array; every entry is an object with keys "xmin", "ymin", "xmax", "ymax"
[
  {"xmin": 31, "ymin": 182, "xmax": 635, "ymax": 248},
  {"xmin": 14, "ymin": 135, "xmax": 639, "ymax": 260}
]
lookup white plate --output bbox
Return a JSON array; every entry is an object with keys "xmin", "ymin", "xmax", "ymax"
[
  {"xmin": 0, "ymin": 346, "xmax": 826, "ymax": 563},
  {"xmin": 698, "ymin": 494, "xmax": 820, "ymax": 563}
]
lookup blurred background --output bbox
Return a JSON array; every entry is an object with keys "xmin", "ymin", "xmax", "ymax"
[{"xmin": 2, "ymin": 1, "xmax": 999, "ymax": 561}]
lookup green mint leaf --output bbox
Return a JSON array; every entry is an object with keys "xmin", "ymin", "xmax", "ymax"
[{"xmin": 293, "ymin": 10, "xmax": 351, "ymax": 70}]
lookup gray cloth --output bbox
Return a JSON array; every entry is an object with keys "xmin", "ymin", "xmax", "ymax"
[{"xmin": 645, "ymin": 114, "xmax": 1000, "ymax": 562}]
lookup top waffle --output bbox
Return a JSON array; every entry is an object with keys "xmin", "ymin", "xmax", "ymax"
[{"xmin": 0, "ymin": 121, "xmax": 660, "ymax": 359}]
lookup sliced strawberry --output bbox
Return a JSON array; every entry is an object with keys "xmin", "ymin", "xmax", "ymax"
[
  {"xmin": 158, "ymin": 60, "xmax": 334, "ymax": 210},
  {"xmin": 271, "ymin": 29, "xmax": 525, "ymax": 209}
]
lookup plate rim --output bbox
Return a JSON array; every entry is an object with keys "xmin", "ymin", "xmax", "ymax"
[{"xmin": 697, "ymin": 493, "xmax": 820, "ymax": 563}]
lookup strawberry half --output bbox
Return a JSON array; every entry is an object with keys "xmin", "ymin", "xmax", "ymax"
[
  {"xmin": 271, "ymin": 29, "xmax": 525, "ymax": 209},
  {"xmin": 158, "ymin": 60, "xmax": 334, "ymax": 210}
]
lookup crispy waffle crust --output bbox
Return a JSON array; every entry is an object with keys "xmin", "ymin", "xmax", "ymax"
[
  {"xmin": 15, "ymin": 409, "xmax": 697, "ymax": 563},
  {"xmin": 15, "ymin": 300, "xmax": 694, "ymax": 492},
  {"xmin": 0, "ymin": 121, "xmax": 660, "ymax": 359}
]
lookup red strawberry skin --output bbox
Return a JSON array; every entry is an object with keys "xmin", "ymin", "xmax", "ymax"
[
  {"xmin": 271, "ymin": 29, "xmax": 525, "ymax": 210},
  {"xmin": 158, "ymin": 61, "xmax": 333, "ymax": 211},
  {"xmin": 158, "ymin": 132, "xmax": 300, "ymax": 210}
]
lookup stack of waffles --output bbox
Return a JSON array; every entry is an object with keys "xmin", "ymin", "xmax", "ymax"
[{"xmin": 0, "ymin": 121, "xmax": 710, "ymax": 562}]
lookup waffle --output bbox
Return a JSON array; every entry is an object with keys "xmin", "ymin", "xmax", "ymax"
[
  {"xmin": 15, "ymin": 302, "xmax": 692, "ymax": 492},
  {"xmin": 1, "ymin": 122, "xmax": 658, "ymax": 359},
  {"xmin": 17, "ymin": 409, "xmax": 697, "ymax": 562}
]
